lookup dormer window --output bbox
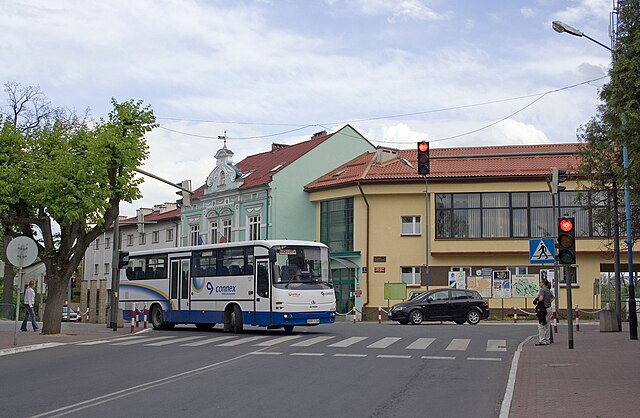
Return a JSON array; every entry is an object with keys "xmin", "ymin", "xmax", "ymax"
[
  {"xmin": 241, "ymin": 170, "xmax": 255, "ymax": 179},
  {"xmin": 270, "ymin": 163, "xmax": 286, "ymax": 172}
]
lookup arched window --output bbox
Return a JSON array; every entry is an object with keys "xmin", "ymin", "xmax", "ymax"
[{"xmin": 219, "ymin": 171, "xmax": 226, "ymax": 186}]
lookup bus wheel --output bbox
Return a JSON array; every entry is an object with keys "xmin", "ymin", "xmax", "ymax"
[
  {"xmin": 231, "ymin": 305, "xmax": 244, "ymax": 333},
  {"xmin": 283, "ymin": 325, "xmax": 294, "ymax": 333},
  {"xmin": 150, "ymin": 305, "xmax": 165, "ymax": 330}
]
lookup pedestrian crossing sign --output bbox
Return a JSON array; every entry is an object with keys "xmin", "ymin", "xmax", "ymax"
[{"xmin": 529, "ymin": 238, "xmax": 555, "ymax": 264}]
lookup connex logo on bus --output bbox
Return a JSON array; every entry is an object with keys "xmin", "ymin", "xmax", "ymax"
[{"xmin": 206, "ymin": 282, "xmax": 237, "ymax": 295}]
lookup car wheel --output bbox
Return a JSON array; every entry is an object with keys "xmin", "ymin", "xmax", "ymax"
[
  {"xmin": 466, "ymin": 310, "xmax": 481, "ymax": 325},
  {"xmin": 409, "ymin": 309, "xmax": 423, "ymax": 325},
  {"xmin": 454, "ymin": 320, "xmax": 465, "ymax": 325}
]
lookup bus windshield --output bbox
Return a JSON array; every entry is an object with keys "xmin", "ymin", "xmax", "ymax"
[{"xmin": 273, "ymin": 245, "xmax": 330, "ymax": 285}]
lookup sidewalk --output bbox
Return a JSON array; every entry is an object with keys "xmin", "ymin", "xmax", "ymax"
[
  {"xmin": 0, "ymin": 320, "xmax": 143, "ymax": 353},
  {"xmin": 508, "ymin": 324, "xmax": 640, "ymax": 418}
]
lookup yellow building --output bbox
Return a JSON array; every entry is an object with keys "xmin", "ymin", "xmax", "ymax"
[{"xmin": 306, "ymin": 144, "xmax": 638, "ymax": 320}]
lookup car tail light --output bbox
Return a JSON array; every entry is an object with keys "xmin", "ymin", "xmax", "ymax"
[{"xmin": 483, "ymin": 299, "xmax": 489, "ymax": 308}]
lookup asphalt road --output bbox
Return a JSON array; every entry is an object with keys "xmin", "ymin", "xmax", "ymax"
[{"xmin": 0, "ymin": 322, "xmax": 534, "ymax": 418}]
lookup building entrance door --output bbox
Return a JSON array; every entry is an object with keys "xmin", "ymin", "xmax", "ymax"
[{"xmin": 332, "ymin": 268, "xmax": 355, "ymax": 315}]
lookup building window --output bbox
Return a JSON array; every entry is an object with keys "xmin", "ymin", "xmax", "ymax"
[
  {"xmin": 104, "ymin": 263, "xmax": 110, "ymax": 275},
  {"xmin": 451, "ymin": 266, "xmax": 472, "ymax": 278},
  {"xmin": 94, "ymin": 238, "xmax": 100, "ymax": 250},
  {"xmin": 219, "ymin": 171, "xmax": 225, "ymax": 186},
  {"xmin": 320, "ymin": 198, "xmax": 353, "ymax": 253},
  {"xmin": 152, "ymin": 231, "xmax": 159, "ymax": 243},
  {"xmin": 435, "ymin": 191, "xmax": 595, "ymax": 239},
  {"xmin": 508, "ymin": 266, "xmax": 528, "ymax": 276},
  {"xmin": 248, "ymin": 215, "xmax": 261, "ymax": 240},
  {"xmin": 166, "ymin": 228, "xmax": 173, "ymax": 242},
  {"xmin": 93, "ymin": 264, "xmax": 99, "ymax": 276},
  {"xmin": 190, "ymin": 225, "xmax": 200, "ymax": 246},
  {"xmin": 139, "ymin": 233, "xmax": 146, "ymax": 245},
  {"xmin": 222, "ymin": 219, "xmax": 232, "ymax": 243},
  {"xmin": 127, "ymin": 234, "xmax": 134, "ymax": 246},
  {"xmin": 105, "ymin": 237, "xmax": 111, "ymax": 249},
  {"xmin": 401, "ymin": 267, "xmax": 421, "ymax": 286},
  {"xmin": 401, "ymin": 216, "xmax": 421, "ymax": 235},
  {"xmin": 210, "ymin": 220, "xmax": 219, "ymax": 244}
]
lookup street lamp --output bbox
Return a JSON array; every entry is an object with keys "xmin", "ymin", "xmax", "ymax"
[{"xmin": 552, "ymin": 20, "xmax": 637, "ymax": 340}]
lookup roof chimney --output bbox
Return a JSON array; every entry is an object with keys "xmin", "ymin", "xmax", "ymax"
[
  {"xmin": 271, "ymin": 143, "xmax": 289, "ymax": 151},
  {"xmin": 312, "ymin": 130, "xmax": 327, "ymax": 139},
  {"xmin": 374, "ymin": 147, "xmax": 398, "ymax": 164}
]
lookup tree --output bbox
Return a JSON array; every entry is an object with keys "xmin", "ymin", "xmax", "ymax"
[{"xmin": 0, "ymin": 88, "xmax": 156, "ymax": 334}]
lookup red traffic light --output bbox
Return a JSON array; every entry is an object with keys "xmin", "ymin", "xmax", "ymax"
[
  {"xmin": 418, "ymin": 141, "xmax": 429, "ymax": 152},
  {"xmin": 559, "ymin": 218, "xmax": 574, "ymax": 232}
]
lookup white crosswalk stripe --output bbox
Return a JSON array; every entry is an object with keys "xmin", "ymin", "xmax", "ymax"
[
  {"xmin": 111, "ymin": 336, "xmax": 174, "ymax": 346},
  {"xmin": 254, "ymin": 335, "xmax": 303, "ymax": 347},
  {"xmin": 145, "ymin": 336, "xmax": 204, "ymax": 346},
  {"xmin": 290, "ymin": 336, "xmax": 335, "ymax": 347},
  {"xmin": 405, "ymin": 337, "xmax": 436, "ymax": 350},
  {"xmin": 216, "ymin": 336, "xmax": 268, "ymax": 346},
  {"xmin": 328, "ymin": 336, "xmax": 368, "ymax": 348},
  {"xmin": 446, "ymin": 338, "xmax": 471, "ymax": 351},
  {"xmin": 486, "ymin": 339, "xmax": 507, "ymax": 352},
  {"xmin": 367, "ymin": 337, "xmax": 401, "ymax": 349},
  {"xmin": 181, "ymin": 336, "xmax": 236, "ymax": 347}
]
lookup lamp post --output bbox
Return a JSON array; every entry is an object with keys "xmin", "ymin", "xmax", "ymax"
[{"xmin": 552, "ymin": 19, "xmax": 637, "ymax": 340}]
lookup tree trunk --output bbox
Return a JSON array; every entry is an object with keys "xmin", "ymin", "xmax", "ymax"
[{"xmin": 41, "ymin": 274, "xmax": 68, "ymax": 334}]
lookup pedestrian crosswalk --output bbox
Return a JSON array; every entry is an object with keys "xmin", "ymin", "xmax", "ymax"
[{"xmin": 75, "ymin": 333, "xmax": 509, "ymax": 358}]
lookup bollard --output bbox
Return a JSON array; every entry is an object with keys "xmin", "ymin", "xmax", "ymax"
[
  {"xmin": 135, "ymin": 305, "xmax": 140, "ymax": 328},
  {"xmin": 130, "ymin": 305, "xmax": 136, "ymax": 333},
  {"xmin": 575, "ymin": 305, "xmax": 580, "ymax": 332},
  {"xmin": 143, "ymin": 304, "xmax": 148, "ymax": 329},
  {"xmin": 513, "ymin": 306, "xmax": 517, "ymax": 323},
  {"xmin": 552, "ymin": 305, "xmax": 558, "ymax": 333},
  {"xmin": 76, "ymin": 307, "xmax": 82, "ymax": 322},
  {"xmin": 378, "ymin": 307, "xmax": 382, "ymax": 324}
]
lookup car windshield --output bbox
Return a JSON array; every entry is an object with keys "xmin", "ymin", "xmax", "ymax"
[{"xmin": 272, "ymin": 245, "xmax": 330, "ymax": 285}]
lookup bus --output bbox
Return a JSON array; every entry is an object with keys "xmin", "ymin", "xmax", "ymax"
[{"xmin": 119, "ymin": 240, "xmax": 336, "ymax": 333}]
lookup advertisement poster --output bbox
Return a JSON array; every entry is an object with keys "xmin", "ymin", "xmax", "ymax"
[
  {"xmin": 492, "ymin": 270, "xmax": 511, "ymax": 298},
  {"xmin": 467, "ymin": 276, "xmax": 492, "ymax": 298},
  {"xmin": 512, "ymin": 274, "xmax": 540, "ymax": 297},
  {"xmin": 448, "ymin": 271, "xmax": 466, "ymax": 289}
]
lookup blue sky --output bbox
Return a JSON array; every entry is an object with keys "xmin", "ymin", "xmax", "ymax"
[{"xmin": 0, "ymin": 0, "xmax": 614, "ymax": 216}]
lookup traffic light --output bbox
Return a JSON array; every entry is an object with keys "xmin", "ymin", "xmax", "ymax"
[
  {"xmin": 176, "ymin": 179, "xmax": 192, "ymax": 207},
  {"xmin": 118, "ymin": 251, "xmax": 130, "ymax": 269},
  {"xmin": 557, "ymin": 217, "xmax": 576, "ymax": 265},
  {"xmin": 70, "ymin": 277, "xmax": 77, "ymax": 288},
  {"xmin": 417, "ymin": 141, "xmax": 430, "ymax": 176},
  {"xmin": 551, "ymin": 168, "xmax": 567, "ymax": 194}
]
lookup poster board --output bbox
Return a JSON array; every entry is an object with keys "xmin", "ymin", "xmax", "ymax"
[
  {"xmin": 384, "ymin": 282, "xmax": 407, "ymax": 301},
  {"xmin": 492, "ymin": 270, "xmax": 511, "ymax": 298},
  {"xmin": 448, "ymin": 271, "xmax": 466, "ymax": 289},
  {"xmin": 467, "ymin": 276, "xmax": 492, "ymax": 298},
  {"xmin": 512, "ymin": 274, "xmax": 540, "ymax": 297}
]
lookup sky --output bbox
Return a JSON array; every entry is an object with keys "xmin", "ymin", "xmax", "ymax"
[{"xmin": 0, "ymin": 0, "xmax": 616, "ymax": 217}]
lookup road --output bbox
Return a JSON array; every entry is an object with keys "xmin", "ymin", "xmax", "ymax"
[{"xmin": 0, "ymin": 322, "xmax": 534, "ymax": 418}]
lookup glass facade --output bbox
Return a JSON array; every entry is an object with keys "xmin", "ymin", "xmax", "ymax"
[
  {"xmin": 320, "ymin": 198, "xmax": 354, "ymax": 252},
  {"xmin": 435, "ymin": 191, "xmax": 604, "ymax": 239}
]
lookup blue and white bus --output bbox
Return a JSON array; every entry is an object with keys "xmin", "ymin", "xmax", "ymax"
[{"xmin": 119, "ymin": 240, "xmax": 336, "ymax": 333}]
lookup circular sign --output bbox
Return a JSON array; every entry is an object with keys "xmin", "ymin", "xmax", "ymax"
[{"xmin": 6, "ymin": 236, "xmax": 38, "ymax": 267}]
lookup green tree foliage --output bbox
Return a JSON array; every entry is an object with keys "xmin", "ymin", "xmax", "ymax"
[
  {"xmin": 577, "ymin": 1, "xmax": 640, "ymax": 247},
  {"xmin": 0, "ymin": 90, "xmax": 156, "ymax": 334}
]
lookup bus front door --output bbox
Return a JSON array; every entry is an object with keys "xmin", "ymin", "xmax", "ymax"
[
  {"xmin": 170, "ymin": 258, "xmax": 191, "ymax": 322},
  {"xmin": 253, "ymin": 258, "xmax": 271, "ymax": 325}
]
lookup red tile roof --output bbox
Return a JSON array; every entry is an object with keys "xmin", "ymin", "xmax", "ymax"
[
  {"xmin": 120, "ymin": 208, "xmax": 181, "ymax": 225},
  {"xmin": 191, "ymin": 130, "xmax": 336, "ymax": 199},
  {"xmin": 305, "ymin": 143, "xmax": 581, "ymax": 191}
]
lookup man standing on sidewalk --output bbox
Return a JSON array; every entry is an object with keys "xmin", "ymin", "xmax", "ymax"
[
  {"xmin": 20, "ymin": 280, "xmax": 38, "ymax": 332},
  {"xmin": 536, "ymin": 278, "xmax": 554, "ymax": 346}
]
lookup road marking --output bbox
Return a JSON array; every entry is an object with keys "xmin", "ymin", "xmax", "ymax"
[
  {"xmin": 181, "ymin": 336, "xmax": 236, "ymax": 346},
  {"xmin": 446, "ymin": 338, "xmax": 470, "ymax": 351},
  {"xmin": 291, "ymin": 352, "xmax": 325, "ymax": 356},
  {"xmin": 290, "ymin": 336, "xmax": 335, "ymax": 347},
  {"xmin": 254, "ymin": 335, "xmax": 303, "ymax": 346},
  {"xmin": 487, "ymin": 339, "xmax": 507, "ymax": 352},
  {"xmin": 367, "ymin": 337, "xmax": 401, "ymax": 349},
  {"xmin": 467, "ymin": 357, "xmax": 502, "ymax": 361},
  {"xmin": 0, "ymin": 343, "xmax": 66, "ymax": 357},
  {"xmin": 111, "ymin": 336, "xmax": 174, "ymax": 346},
  {"xmin": 250, "ymin": 351, "xmax": 282, "ymax": 355},
  {"xmin": 216, "ymin": 336, "xmax": 268, "ymax": 346},
  {"xmin": 328, "ymin": 337, "xmax": 368, "ymax": 347},
  {"xmin": 499, "ymin": 335, "xmax": 534, "ymax": 418},
  {"xmin": 422, "ymin": 356, "xmax": 456, "ymax": 360},
  {"xmin": 333, "ymin": 353, "xmax": 367, "ymax": 358},
  {"xmin": 146, "ymin": 336, "xmax": 204, "ymax": 346},
  {"xmin": 377, "ymin": 354, "xmax": 411, "ymax": 359},
  {"xmin": 405, "ymin": 337, "xmax": 436, "ymax": 350}
]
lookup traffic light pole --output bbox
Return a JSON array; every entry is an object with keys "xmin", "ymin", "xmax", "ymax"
[
  {"xmin": 566, "ymin": 266, "xmax": 574, "ymax": 349},
  {"xmin": 423, "ymin": 176, "xmax": 429, "ymax": 290}
]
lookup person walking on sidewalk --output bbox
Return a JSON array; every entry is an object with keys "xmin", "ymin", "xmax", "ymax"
[
  {"xmin": 535, "ymin": 278, "xmax": 553, "ymax": 345},
  {"xmin": 20, "ymin": 280, "xmax": 39, "ymax": 332}
]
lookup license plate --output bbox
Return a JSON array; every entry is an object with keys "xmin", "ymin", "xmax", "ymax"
[{"xmin": 307, "ymin": 318, "xmax": 320, "ymax": 324}]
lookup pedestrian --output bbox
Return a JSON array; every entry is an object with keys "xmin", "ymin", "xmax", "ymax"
[
  {"xmin": 20, "ymin": 280, "xmax": 39, "ymax": 332},
  {"xmin": 535, "ymin": 278, "xmax": 554, "ymax": 345}
]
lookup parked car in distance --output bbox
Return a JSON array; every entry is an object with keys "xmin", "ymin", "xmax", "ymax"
[
  {"xmin": 388, "ymin": 289, "xmax": 490, "ymax": 325},
  {"xmin": 62, "ymin": 306, "xmax": 78, "ymax": 322}
]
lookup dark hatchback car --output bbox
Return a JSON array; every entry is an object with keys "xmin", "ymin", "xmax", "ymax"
[{"xmin": 388, "ymin": 289, "xmax": 490, "ymax": 325}]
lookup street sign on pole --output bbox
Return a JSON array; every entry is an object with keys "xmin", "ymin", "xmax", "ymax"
[{"xmin": 529, "ymin": 238, "xmax": 555, "ymax": 264}]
